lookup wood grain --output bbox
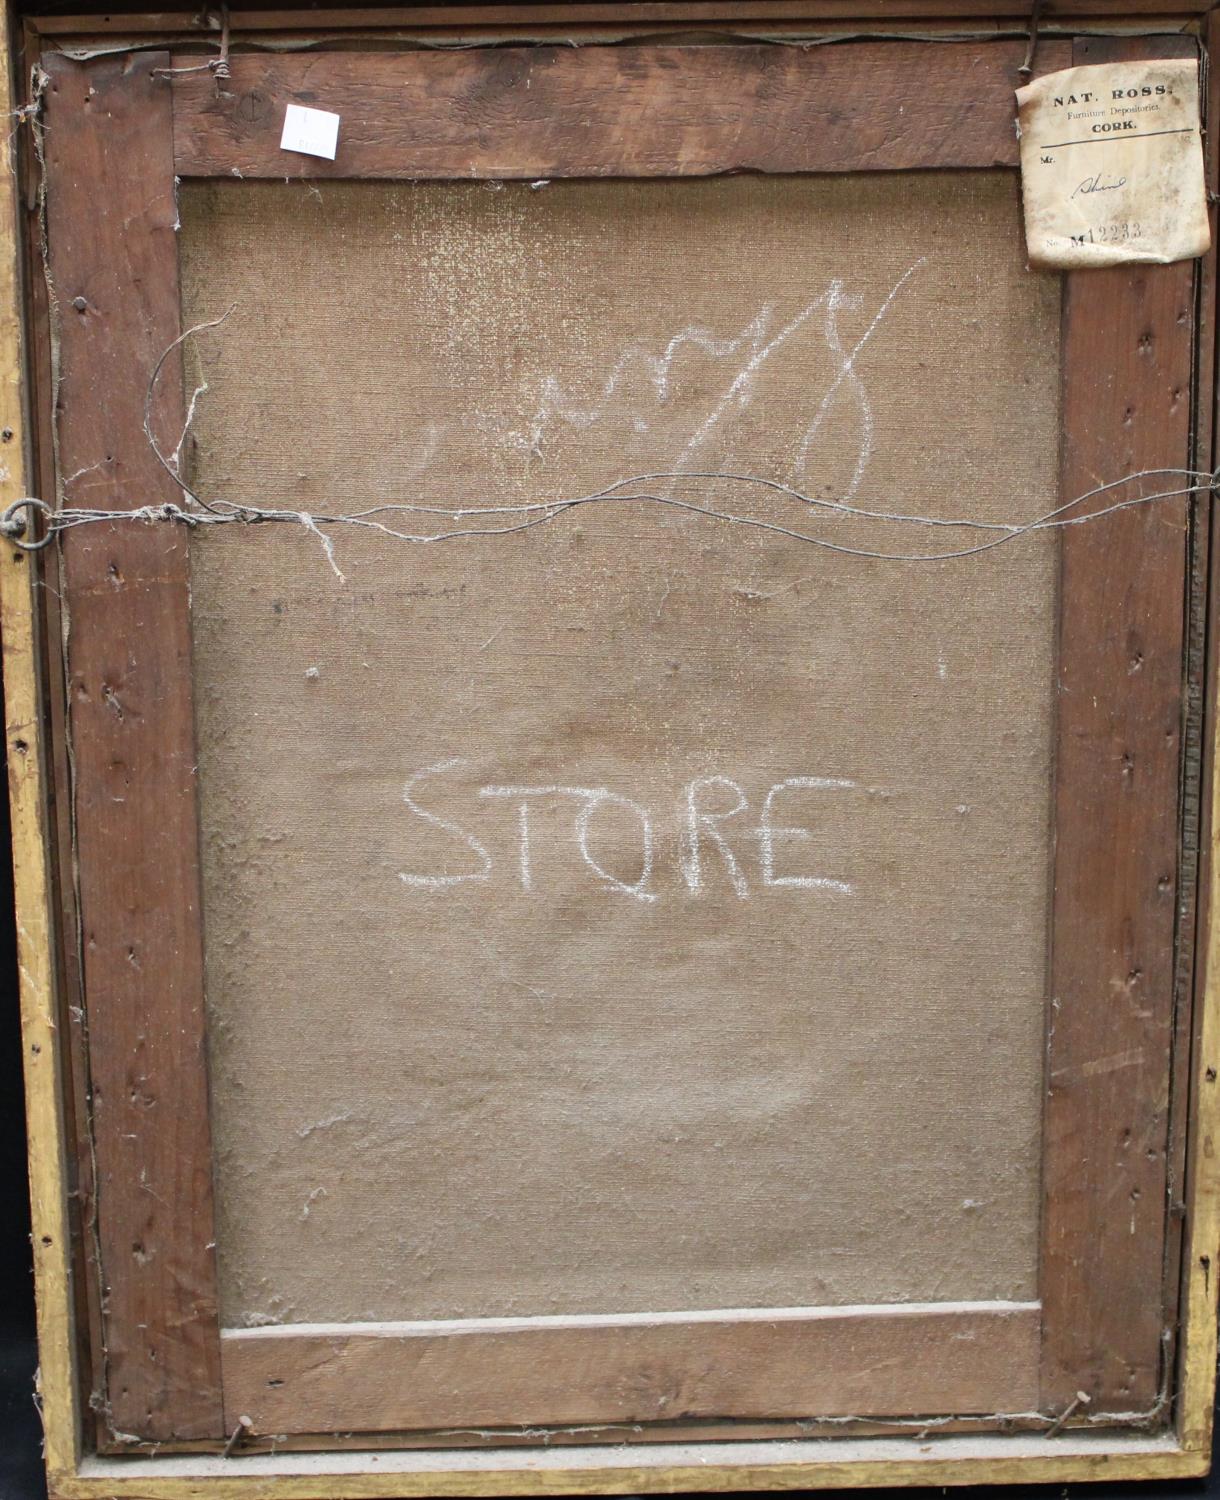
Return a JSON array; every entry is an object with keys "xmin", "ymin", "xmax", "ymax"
[
  {"xmin": 1040, "ymin": 33, "xmax": 1199, "ymax": 1420},
  {"xmin": 1178, "ymin": 8, "xmax": 1220, "ymax": 1461},
  {"xmin": 41, "ymin": 52, "xmax": 224, "ymax": 1444},
  {"xmin": 39, "ymin": 1439, "xmax": 1216, "ymax": 1499},
  {"xmin": 171, "ymin": 40, "xmax": 1070, "ymax": 179},
  {"xmin": 0, "ymin": 0, "xmax": 81, "ymax": 1480},
  {"xmin": 17, "ymin": 16, "xmax": 108, "ymax": 1449},
  {"xmin": 1161, "ymin": 24, "xmax": 1216, "ymax": 1407},
  {"xmin": 29, "ymin": 0, "xmax": 1215, "ymax": 36},
  {"xmin": 83, "ymin": 1411, "xmax": 1095, "ymax": 1458},
  {"xmin": 221, "ymin": 1303, "xmax": 1041, "ymax": 1434}
]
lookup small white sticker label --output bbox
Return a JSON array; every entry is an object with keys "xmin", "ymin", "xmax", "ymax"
[
  {"xmin": 1015, "ymin": 59, "xmax": 1210, "ymax": 270},
  {"xmin": 280, "ymin": 103, "xmax": 340, "ymax": 161}
]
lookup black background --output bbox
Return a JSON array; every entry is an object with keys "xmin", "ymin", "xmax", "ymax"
[{"xmin": 0, "ymin": 737, "xmax": 1216, "ymax": 1499}]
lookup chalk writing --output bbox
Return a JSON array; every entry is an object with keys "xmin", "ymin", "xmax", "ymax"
[
  {"xmin": 399, "ymin": 760, "xmax": 492, "ymax": 887},
  {"xmin": 790, "ymin": 261, "xmax": 924, "ymax": 498},
  {"xmin": 757, "ymin": 777, "xmax": 855, "ymax": 893},
  {"xmin": 522, "ymin": 261, "xmax": 924, "ymax": 504},
  {"xmin": 680, "ymin": 776, "xmax": 750, "ymax": 900},
  {"xmin": 400, "ymin": 762, "xmax": 855, "ymax": 901},
  {"xmin": 478, "ymin": 785, "xmax": 657, "ymax": 902}
]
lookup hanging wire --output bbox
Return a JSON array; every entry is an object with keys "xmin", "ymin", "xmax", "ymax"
[
  {"xmin": 3, "ymin": 468, "xmax": 1213, "ymax": 573},
  {"xmin": 3, "ymin": 310, "xmax": 1213, "ymax": 571}
]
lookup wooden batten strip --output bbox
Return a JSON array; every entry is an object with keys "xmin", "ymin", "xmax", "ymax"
[
  {"xmin": 1040, "ymin": 33, "xmax": 1199, "ymax": 1420},
  {"xmin": 26, "ymin": 0, "xmax": 1218, "ymax": 36},
  {"xmin": 1176, "ymin": 7, "xmax": 1220, "ymax": 1460},
  {"xmin": 41, "ymin": 52, "xmax": 225, "ymax": 1443},
  {"xmin": 221, "ymin": 1303, "xmax": 1041, "ymax": 1435},
  {"xmin": 0, "ymin": 4, "xmax": 81, "ymax": 1485},
  {"xmin": 169, "ymin": 40, "xmax": 1071, "ymax": 180}
]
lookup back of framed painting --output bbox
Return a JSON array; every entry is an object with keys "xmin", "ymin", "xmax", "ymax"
[{"xmin": 9, "ymin": 18, "xmax": 1220, "ymax": 1498}]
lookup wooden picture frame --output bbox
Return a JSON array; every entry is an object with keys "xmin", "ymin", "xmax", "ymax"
[{"xmin": 5, "ymin": 3, "xmax": 1220, "ymax": 1494}]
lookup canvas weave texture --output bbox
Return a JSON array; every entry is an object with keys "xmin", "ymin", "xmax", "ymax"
[{"xmin": 179, "ymin": 173, "xmax": 1060, "ymax": 1325}]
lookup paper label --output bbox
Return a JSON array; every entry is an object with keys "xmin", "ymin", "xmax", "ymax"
[
  {"xmin": 280, "ymin": 103, "xmax": 340, "ymax": 161},
  {"xmin": 1015, "ymin": 59, "xmax": 1210, "ymax": 270}
]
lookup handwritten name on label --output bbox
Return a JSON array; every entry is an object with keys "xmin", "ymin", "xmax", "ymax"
[
  {"xmin": 397, "ymin": 761, "xmax": 859, "ymax": 904},
  {"xmin": 1015, "ymin": 59, "xmax": 1210, "ymax": 270},
  {"xmin": 280, "ymin": 103, "xmax": 341, "ymax": 161}
]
